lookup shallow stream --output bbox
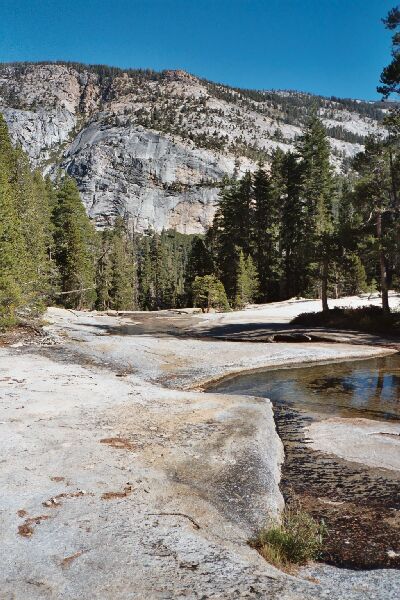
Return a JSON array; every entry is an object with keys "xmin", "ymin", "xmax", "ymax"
[{"xmin": 211, "ymin": 354, "xmax": 400, "ymax": 569}]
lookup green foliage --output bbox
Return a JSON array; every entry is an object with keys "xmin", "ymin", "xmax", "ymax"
[
  {"xmin": 378, "ymin": 6, "xmax": 400, "ymax": 97},
  {"xmin": 109, "ymin": 218, "xmax": 136, "ymax": 310},
  {"xmin": 0, "ymin": 113, "xmax": 15, "ymax": 170},
  {"xmin": 185, "ymin": 236, "xmax": 214, "ymax": 303},
  {"xmin": 211, "ymin": 117, "xmax": 338, "ymax": 309},
  {"xmin": 137, "ymin": 230, "xmax": 195, "ymax": 310},
  {"xmin": 14, "ymin": 151, "xmax": 56, "ymax": 313},
  {"xmin": 0, "ymin": 66, "xmax": 399, "ymax": 326},
  {"xmin": 296, "ymin": 113, "xmax": 335, "ymax": 308},
  {"xmin": 280, "ymin": 151, "xmax": 306, "ymax": 297},
  {"xmin": 254, "ymin": 506, "xmax": 325, "ymax": 568},
  {"xmin": 0, "ymin": 165, "xmax": 24, "ymax": 326},
  {"xmin": 0, "ymin": 114, "xmax": 55, "ymax": 326},
  {"xmin": 234, "ymin": 249, "xmax": 259, "ymax": 308},
  {"xmin": 352, "ymin": 134, "xmax": 399, "ymax": 313},
  {"xmin": 192, "ymin": 274, "xmax": 229, "ymax": 312},
  {"xmin": 53, "ymin": 177, "xmax": 96, "ymax": 309},
  {"xmin": 253, "ymin": 160, "xmax": 281, "ymax": 300},
  {"xmin": 297, "ymin": 113, "xmax": 335, "ymax": 242},
  {"xmin": 335, "ymin": 253, "xmax": 368, "ymax": 296},
  {"xmin": 95, "ymin": 217, "xmax": 137, "ymax": 311}
]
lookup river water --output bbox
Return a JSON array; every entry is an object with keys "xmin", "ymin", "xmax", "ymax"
[{"xmin": 211, "ymin": 354, "xmax": 400, "ymax": 569}]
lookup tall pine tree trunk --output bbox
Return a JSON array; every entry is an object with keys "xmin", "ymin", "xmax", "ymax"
[
  {"xmin": 321, "ymin": 257, "xmax": 329, "ymax": 312},
  {"xmin": 376, "ymin": 212, "xmax": 390, "ymax": 314}
]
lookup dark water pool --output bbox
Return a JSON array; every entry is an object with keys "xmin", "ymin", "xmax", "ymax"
[{"xmin": 210, "ymin": 354, "xmax": 400, "ymax": 569}]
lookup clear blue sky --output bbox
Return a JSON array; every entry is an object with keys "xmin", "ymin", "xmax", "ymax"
[{"xmin": 0, "ymin": 0, "xmax": 395, "ymax": 100}]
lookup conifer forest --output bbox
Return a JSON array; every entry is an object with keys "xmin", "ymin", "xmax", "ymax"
[
  {"xmin": 0, "ymin": 7, "xmax": 400, "ymax": 325},
  {"xmin": 1, "ymin": 105, "xmax": 399, "ymax": 326}
]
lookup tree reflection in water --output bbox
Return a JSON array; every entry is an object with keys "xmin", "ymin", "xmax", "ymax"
[{"xmin": 212, "ymin": 354, "xmax": 400, "ymax": 421}]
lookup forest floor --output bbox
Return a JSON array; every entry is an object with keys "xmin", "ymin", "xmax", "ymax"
[{"xmin": 1, "ymin": 298, "xmax": 400, "ymax": 599}]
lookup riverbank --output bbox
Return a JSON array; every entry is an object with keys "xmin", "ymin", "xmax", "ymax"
[
  {"xmin": 210, "ymin": 355, "xmax": 400, "ymax": 569},
  {"xmin": 1, "ymin": 305, "xmax": 399, "ymax": 599}
]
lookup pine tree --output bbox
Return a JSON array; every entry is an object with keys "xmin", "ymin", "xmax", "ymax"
[
  {"xmin": 297, "ymin": 113, "xmax": 335, "ymax": 310},
  {"xmin": 53, "ymin": 177, "xmax": 97, "ymax": 309},
  {"xmin": 151, "ymin": 232, "xmax": 173, "ymax": 309},
  {"xmin": 253, "ymin": 161, "xmax": 281, "ymax": 300},
  {"xmin": 280, "ymin": 151, "xmax": 306, "ymax": 298},
  {"xmin": 332, "ymin": 178, "xmax": 370, "ymax": 297},
  {"xmin": 212, "ymin": 180, "xmax": 239, "ymax": 299},
  {"xmin": 213, "ymin": 172, "xmax": 254, "ymax": 301},
  {"xmin": 109, "ymin": 217, "xmax": 136, "ymax": 310},
  {"xmin": 96, "ymin": 229, "xmax": 113, "ymax": 311},
  {"xmin": 138, "ymin": 234, "xmax": 155, "ymax": 310},
  {"xmin": 192, "ymin": 274, "xmax": 229, "ymax": 312},
  {"xmin": 234, "ymin": 249, "xmax": 259, "ymax": 308},
  {"xmin": 185, "ymin": 236, "xmax": 214, "ymax": 303},
  {"xmin": 0, "ymin": 115, "xmax": 60, "ymax": 323},
  {"xmin": 0, "ymin": 164, "xmax": 25, "ymax": 326},
  {"xmin": 353, "ymin": 135, "xmax": 398, "ymax": 314},
  {"xmin": 337, "ymin": 253, "xmax": 368, "ymax": 296},
  {"xmin": 13, "ymin": 149, "xmax": 56, "ymax": 313},
  {"xmin": 378, "ymin": 6, "xmax": 400, "ymax": 97}
]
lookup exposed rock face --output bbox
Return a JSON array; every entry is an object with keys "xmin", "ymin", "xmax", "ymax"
[
  {"xmin": 3, "ymin": 107, "xmax": 76, "ymax": 164},
  {"xmin": 62, "ymin": 121, "xmax": 230, "ymax": 232},
  {"xmin": 0, "ymin": 62, "xmax": 385, "ymax": 232}
]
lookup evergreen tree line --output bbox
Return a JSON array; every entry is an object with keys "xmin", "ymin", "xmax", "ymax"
[
  {"xmin": 1, "ymin": 104, "xmax": 399, "ymax": 324},
  {"xmin": 0, "ymin": 113, "xmax": 199, "ymax": 325},
  {"xmin": 191, "ymin": 111, "xmax": 400, "ymax": 313}
]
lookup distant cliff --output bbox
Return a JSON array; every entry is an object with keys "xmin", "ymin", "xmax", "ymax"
[{"xmin": 0, "ymin": 62, "xmax": 385, "ymax": 232}]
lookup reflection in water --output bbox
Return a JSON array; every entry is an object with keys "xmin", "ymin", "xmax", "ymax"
[
  {"xmin": 212, "ymin": 354, "xmax": 400, "ymax": 421},
  {"xmin": 211, "ymin": 353, "xmax": 400, "ymax": 569}
]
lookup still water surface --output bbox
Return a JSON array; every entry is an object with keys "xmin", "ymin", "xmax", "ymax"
[
  {"xmin": 211, "ymin": 353, "xmax": 400, "ymax": 568},
  {"xmin": 211, "ymin": 354, "xmax": 400, "ymax": 422}
]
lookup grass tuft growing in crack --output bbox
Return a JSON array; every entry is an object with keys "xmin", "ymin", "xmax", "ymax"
[{"xmin": 251, "ymin": 504, "xmax": 326, "ymax": 570}]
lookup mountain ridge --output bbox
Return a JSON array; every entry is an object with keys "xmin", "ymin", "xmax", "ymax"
[{"xmin": 0, "ymin": 61, "xmax": 386, "ymax": 232}]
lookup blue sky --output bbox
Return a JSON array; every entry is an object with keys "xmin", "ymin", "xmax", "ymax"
[{"xmin": 0, "ymin": 0, "xmax": 395, "ymax": 99}]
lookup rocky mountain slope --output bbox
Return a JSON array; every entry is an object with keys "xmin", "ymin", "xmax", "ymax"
[{"xmin": 0, "ymin": 62, "xmax": 386, "ymax": 233}]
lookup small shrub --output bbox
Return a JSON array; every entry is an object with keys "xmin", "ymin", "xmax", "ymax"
[
  {"xmin": 192, "ymin": 274, "xmax": 230, "ymax": 312},
  {"xmin": 252, "ymin": 506, "xmax": 325, "ymax": 569}
]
